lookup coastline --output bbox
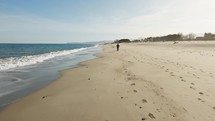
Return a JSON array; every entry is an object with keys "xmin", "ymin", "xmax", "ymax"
[
  {"xmin": 0, "ymin": 44, "xmax": 101, "ymax": 109},
  {"xmin": 0, "ymin": 42, "xmax": 215, "ymax": 121}
]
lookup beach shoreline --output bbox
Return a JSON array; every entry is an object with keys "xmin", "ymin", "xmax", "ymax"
[
  {"xmin": 1, "ymin": 41, "xmax": 215, "ymax": 121},
  {"xmin": 0, "ymin": 44, "xmax": 102, "ymax": 109}
]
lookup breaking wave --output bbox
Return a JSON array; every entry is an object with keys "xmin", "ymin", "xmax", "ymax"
[{"xmin": 0, "ymin": 47, "xmax": 94, "ymax": 71}]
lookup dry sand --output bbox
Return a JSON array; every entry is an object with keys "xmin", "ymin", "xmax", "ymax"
[{"xmin": 0, "ymin": 41, "xmax": 215, "ymax": 121}]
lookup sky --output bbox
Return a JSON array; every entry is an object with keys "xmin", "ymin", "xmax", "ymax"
[{"xmin": 0, "ymin": 0, "xmax": 215, "ymax": 43}]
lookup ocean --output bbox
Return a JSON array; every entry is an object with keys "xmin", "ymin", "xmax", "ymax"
[{"xmin": 0, "ymin": 43, "xmax": 102, "ymax": 108}]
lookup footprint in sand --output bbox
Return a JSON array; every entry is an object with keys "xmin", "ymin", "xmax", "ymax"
[
  {"xmin": 200, "ymin": 69, "xmax": 204, "ymax": 72},
  {"xmin": 148, "ymin": 113, "xmax": 156, "ymax": 119},
  {"xmin": 171, "ymin": 113, "xmax": 177, "ymax": 117},
  {"xmin": 142, "ymin": 99, "xmax": 148, "ymax": 103},
  {"xmin": 209, "ymin": 73, "xmax": 214, "ymax": 77},
  {"xmin": 170, "ymin": 72, "xmax": 175, "ymax": 76},
  {"xmin": 128, "ymin": 61, "xmax": 133, "ymax": 63},
  {"xmin": 141, "ymin": 117, "xmax": 146, "ymax": 120},
  {"xmin": 127, "ymin": 77, "xmax": 132, "ymax": 80},
  {"xmin": 191, "ymin": 82, "xmax": 195, "ymax": 85},
  {"xmin": 199, "ymin": 92, "xmax": 204, "ymax": 95},
  {"xmin": 180, "ymin": 77, "xmax": 186, "ymax": 82},
  {"xmin": 42, "ymin": 95, "xmax": 48, "ymax": 99},
  {"xmin": 181, "ymin": 79, "xmax": 186, "ymax": 82},
  {"xmin": 156, "ymin": 108, "xmax": 160, "ymax": 112},
  {"xmin": 192, "ymin": 74, "xmax": 200, "ymax": 79},
  {"xmin": 198, "ymin": 98, "xmax": 205, "ymax": 102},
  {"xmin": 133, "ymin": 90, "xmax": 138, "ymax": 93},
  {"xmin": 190, "ymin": 86, "xmax": 196, "ymax": 90},
  {"xmin": 131, "ymin": 83, "xmax": 136, "ymax": 86},
  {"xmin": 160, "ymin": 66, "xmax": 165, "ymax": 69}
]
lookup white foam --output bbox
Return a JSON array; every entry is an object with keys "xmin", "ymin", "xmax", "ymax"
[{"xmin": 0, "ymin": 47, "xmax": 92, "ymax": 71}]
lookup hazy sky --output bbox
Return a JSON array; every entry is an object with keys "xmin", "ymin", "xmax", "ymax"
[{"xmin": 0, "ymin": 0, "xmax": 215, "ymax": 43}]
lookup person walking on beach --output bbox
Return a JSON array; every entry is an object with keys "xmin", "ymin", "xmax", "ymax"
[{"xmin": 116, "ymin": 43, "xmax": 120, "ymax": 51}]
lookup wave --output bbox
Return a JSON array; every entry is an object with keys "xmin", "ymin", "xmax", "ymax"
[{"xmin": 0, "ymin": 46, "xmax": 98, "ymax": 71}]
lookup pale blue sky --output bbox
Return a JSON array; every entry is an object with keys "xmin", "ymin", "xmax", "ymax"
[{"xmin": 0, "ymin": 0, "xmax": 215, "ymax": 43}]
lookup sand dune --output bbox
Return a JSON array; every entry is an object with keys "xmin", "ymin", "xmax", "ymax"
[{"xmin": 0, "ymin": 41, "xmax": 215, "ymax": 121}]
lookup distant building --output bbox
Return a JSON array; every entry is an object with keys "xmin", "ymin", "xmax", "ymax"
[
  {"xmin": 196, "ymin": 37, "xmax": 204, "ymax": 40},
  {"xmin": 195, "ymin": 33, "xmax": 215, "ymax": 40},
  {"xmin": 204, "ymin": 33, "xmax": 215, "ymax": 40}
]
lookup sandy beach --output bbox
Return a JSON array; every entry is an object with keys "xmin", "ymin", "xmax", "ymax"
[{"xmin": 0, "ymin": 41, "xmax": 215, "ymax": 121}]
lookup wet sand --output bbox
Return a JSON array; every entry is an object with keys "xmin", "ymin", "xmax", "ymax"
[{"xmin": 0, "ymin": 41, "xmax": 215, "ymax": 121}]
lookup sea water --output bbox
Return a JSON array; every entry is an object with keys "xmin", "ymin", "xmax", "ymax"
[{"xmin": 0, "ymin": 43, "xmax": 102, "ymax": 108}]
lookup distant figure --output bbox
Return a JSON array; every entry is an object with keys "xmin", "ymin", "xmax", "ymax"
[{"xmin": 116, "ymin": 43, "xmax": 120, "ymax": 51}]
